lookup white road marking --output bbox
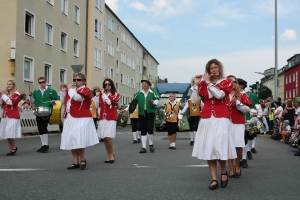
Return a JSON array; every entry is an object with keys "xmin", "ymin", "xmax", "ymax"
[
  {"xmin": 186, "ymin": 164, "xmax": 209, "ymax": 167},
  {"xmin": 0, "ymin": 168, "xmax": 44, "ymax": 172},
  {"xmin": 135, "ymin": 166, "xmax": 154, "ymax": 168}
]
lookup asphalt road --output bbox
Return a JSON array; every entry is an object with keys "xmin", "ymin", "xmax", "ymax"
[{"xmin": 0, "ymin": 127, "xmax": 299, "ymax": 200}]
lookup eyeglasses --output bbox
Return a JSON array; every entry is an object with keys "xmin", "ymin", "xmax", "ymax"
[
  {"xmin": 232, "ymin": 80, "xmax": 237, "ymax": 83},
  {"xmin": 73, "ymin": 79, "xmax": 82, "ymax": 82},
  {"xmin": 105, "ymin": 83, "xmax": 111, "ymax": 86},
  {"xmin": 38, "ymin": 81, "xmax": 45, "ymax": 84}
]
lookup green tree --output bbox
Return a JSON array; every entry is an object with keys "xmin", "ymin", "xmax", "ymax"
[{"xmin": 258, "ymin": 85, "xmax": 272, "ymax": 99}]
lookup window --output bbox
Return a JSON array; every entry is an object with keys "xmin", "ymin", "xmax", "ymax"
[
  {"xmin": 117, "ymin": 38, "xmax": 119, "ymax": 51},
  {"xmin": 95, "ymin": 18, "xmax": 98, "ymax": 37},
  {"xmin": 121, "ymin": 73, "xmax": 124, "ymax": 84},
  {"xmin": 132, "ymin": 61, "xmax": 135, "ymax": 70},
  {"xmin": 117, "ymin": 25, "xmax": 120, "ymax": 31},
  {"xmin": 116, "ymin": 60, "xmax": 119, "ymax": 74},
  {"xmin": 44, "ymin": 63, "xmax": 52, "ymax": 85},
  {"xmin": 115, "ymin": 82, "xmax": 119, "ymax": 91},
  {"xmin": 108, "ymin": 17, "xmax": 115, "ymax": 32},
  {"xmin": 107, "ymin": 67, "xmax": 114, "ymax": 79},
  {"xmin": 132, "ymin": 42, "xmax": 135, "ymax": 52},
  {"xmin": 45, "ymin": 22, "xmax": 53, "ymax": 45},
  {"xmin": 289, "ymin": 75, "xmax": 291, "ymax": 83},
  {"xmin": 94, "ymin": 48, "xmax": 102, "ymax": 68},
  {"xmin": 73, "ymin": 39, "xmax": 79, "ymax": 57},
  {"xmin": 95, "ymin": 0, "xmax": 103, "ymax": 11},
  {"xmin": 131, "ymin": 78, "xmax": 135, "ymax": 88},
  {"xmin": 46, "ymin": 0, "xmax": 54, "ymax": 6},
  {"xmin": 25, "ymin": 10, "xmax": 35, "ymax": 37},
  {"xmin": 127, "ymin": 76, "xmax": 130, "ymax": 86},
  {"xmin": 60, "ymin": 68, "xmax": 67, "ymax": 83},
  {"xmin": 139, "ymin": 66, "xmax": 143, "ymax": 74},
  {"xmin": 289, "ymin": 90, "xmax": 291, "ymax": 98},
  {"xmin": 74, "ymin": 5, "xmax": 80, "ymax": 24},
  {"xmin": 24, "ymin": 56, "xmax": 34, "ymax": 82},
  {"xmin": 98, "ymin": 21, "xmax": 102, "ymax": 39},
  {"xmin": 108, "ymin": 42, "xmax": 114, "ymax": 57},
  {"xmin": 60, "ymin": 31, "xmax": 67, "ymax": 52},
  {"xmin": 293, "ymin": 89, "xmax": 295, "ymax": 97},
  {"xmin": 61, "ymin": 0, "xmax": 68, "ymax": 15},
  {"xmin": 285, "ymin": 76, "xmax": 288, "ymax": 84},
  {"xmin": 293, "ymin": 73, "xmax": 295, "ymax": 82}
]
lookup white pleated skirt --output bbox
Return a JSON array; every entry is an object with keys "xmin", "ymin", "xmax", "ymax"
[
  {"xmin": 60, "ymin": 114, "xmax": 99, "ymax": 150},
  {"xmin": 97, "ymin": 119, "xmax": 117, "ymax": 138},
  {"xmin": 0, "ymin": 117, "xmax": 22, "ymax": 139},
  {"xmin": 231, "ymin": 123, "xmax": 245, "ymax": 148},
  {"xmin": 192, "ymin": 116, "xmax": 237, "ymax": 160}
]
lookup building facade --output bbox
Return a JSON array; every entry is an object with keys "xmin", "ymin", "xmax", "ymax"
[
  {"xmin": 103, "ymin": 4, "xmax": 159, "ymax": 105},
  {"xmin": 284, "ymin": 54, "xmax": 300, "ymax": 101},
  {"xmin": 0, "ymin": 0, "xmax": 87, "ymax": 94}
]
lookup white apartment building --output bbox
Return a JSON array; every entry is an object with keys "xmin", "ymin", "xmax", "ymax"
[
  {"xmin": 0, "ymin": 0, "xmax": 87, "ymax": 93},
  {"xmin": 104, "ymin": 4, "xmax": 159, "ymax": 105}
]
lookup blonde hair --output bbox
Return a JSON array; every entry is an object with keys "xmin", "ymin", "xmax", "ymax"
[
  {"xmin": 227, "ymin": 75, "xmax": 241, "ymax": 99},
  {"xmin": 73, "ymin": 72, "xmax": 86, "ymax": 82},
  {"xmin": 6, "ymin": 80, "xmax": 17, "ymax": 95}
]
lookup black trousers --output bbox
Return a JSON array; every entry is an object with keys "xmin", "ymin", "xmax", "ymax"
[
  {"xmin": 188, "ymin": 116, "xmax": 200, "ymax": 132},
  {"xmin": 36, "ymin": 116, "xmax": 50, "ymax": 135},
  {"xmin": 138, "ymin": 112, "xmax": 155, "ymax": 136},
  {"xmin": 131, "ymin": 118, "xmax": 140, "ymax": 132}
]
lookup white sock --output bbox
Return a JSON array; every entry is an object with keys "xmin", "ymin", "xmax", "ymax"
[
  {"xmin": 133, "ymin": 132, "xmax": 137, "ymax": 140},
  {"xmin": 44, "ymin": 134, "xmax": 49, "ymax": 146},
  {"xmin": 141, "ymin": 136, "xmax": 147, "ymax": 149},
  {"xmin": 242, "ymin": 146, "xmax": 247, "ymax": 159},
  {"xmin": 193, "ymin": 131, "xmax": 196, "ymax": 140},
  {"xmin": 190, "ymin": 132, "xmax": 194, "ymax": 141},
  {"xmin": 173, "ymin": 142, "xmax": 176, "ymax": 147},
  {"xmin": 147, "ymin": 134, "xmax": 154, "ymax": 146},
  {"xmin": 137, "ymin": 131, "xmax": 141, "ymax": 139},
  {"xmin": 40, "ymin": 135, "xmax": 45, "ymax": 146},
  {"xmin": 247, "ymin": 140, "xmax": 253, "ymax": 151},
  {"xmin": 252, "ymin": 137, "xmax": 256, "ymax": 148}
]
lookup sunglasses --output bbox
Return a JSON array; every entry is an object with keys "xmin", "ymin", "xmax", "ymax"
[
  {"xmin": 73, "ymin": 79, "xmax": 82, "ymax": 82},
  {"xmin": 39, "ymin": 81, "xmax": 45, "ymax": 84},
  {"xmin": 232, "ymin": 80, "xmax": 237, "ymax": 83},
  {"xmin": 105, "ymin": 83, "xmax": 111, "ymax": 86}
]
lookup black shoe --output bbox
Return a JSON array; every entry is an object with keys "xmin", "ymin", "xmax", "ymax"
[
  {"xmin": 172, "ymin": 146, "xmax": 176, "ymax": 150},
  {"xmin": 190, "ymin": 141, "xmax": 194, "ymax": 146},
  {"xmin": 209, "ymin": 180, "xmax": 219, "ymax": 190},
  {"xmin": 169, "ymin": 146, "xmax": 173, "ymax": 149},
  {"xmin": 139, "ymin": 148, "xmax": 147, "ymax": 153},
  {"xmin": 41, "ymin": 145, "xmax": 49, "ymax": 153},
  {"xmin": 235, "ymin": 168, "xmax": 242, "ymax": 177},
  {"xmin": 294, "ymin": 151, "xmax": 300, "ymax": 156},
  {"xmin": 99, "ymin": 138, "xmax": 104, "ymax": 142},
  {"xmin": 220, "ymin": 171, "xmax": 228, "ymax": 188},
  {"xmin": 37, "ymin": 146, "xmax": 44, "ymax": 152},
  {"xmin": 80, "ymin": 160, "xmax": 86, "ymax": 170},
  {"xmin": 247, "ymin": 151, "xmax": 252, "ymax": 159},
  {"xmin": 251, "ymin": 148, "xmax": 257, "ymax": 153},
  {"xmin": 104, "ymin": 160, "xmax": 115, "ymax": 163},
  {"xmin": 67, "ymin": 163, "xmax": 80, "ymax": 169},
  {"xmin": 241, "ymin": 159, "xmax": 248, "ymax": 168},
  {"xmin": 229, "ymin": 172, "xmax": 235, "ymax": 178},
  {"xmin": 149, "ymin": 145, "xmax": 155, "ymax": 153},
  {"xmin": 137, "ymin": 138, "xmax": 141, "ymax": 143},
  {"xmin": 133, "ymin": 140, "xmax": 138, "ymax": 144},
  {"xmin": 6, "ymin": 147, "xmax": 18, "ymax": 156}
]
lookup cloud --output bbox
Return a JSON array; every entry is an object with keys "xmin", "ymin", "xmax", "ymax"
[
  {"xmin": 129, "ymin": 0, "xmax": 195, "ymax": 17},
  {"xmin": 129, "ymin": 20, "xmax": 167, "ymax": 34},
  {"xmin": 280, "ymin": 29, "xmax": 297, "ymax": 41},
  {"xmin": 106, "ymin": 0, "xmax": 119, "ymax": 13},
  {"xmin": 158, "ymin": 45, "xmax": 300, "ymax": 87}
]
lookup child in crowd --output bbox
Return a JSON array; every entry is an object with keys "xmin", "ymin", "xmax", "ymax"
[{"xmin": 281, "ymin": 120, "xmax": 291, "ymax": 142}]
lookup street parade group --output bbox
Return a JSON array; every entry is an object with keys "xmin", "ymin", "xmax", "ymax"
[{"xmin": 1, "ymin": 58, "xmax": 295, "ymax": 190}]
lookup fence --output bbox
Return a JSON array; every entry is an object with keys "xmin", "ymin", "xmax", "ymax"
[{"xmin": 0, "ymin": 108, "xmax": 60, "ymax": 134}]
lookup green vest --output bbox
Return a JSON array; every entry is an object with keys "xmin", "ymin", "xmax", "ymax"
[
  {"xmin": 134, "ymin": 89, "xmax": 160, "ymax": 115},
  {"xmin": 32, "ymin": 87, "xmax": 58, "ymax": 114},
  {"xmin": 245, "ymin": 91, "xmax": 260, "ymax": 120}
]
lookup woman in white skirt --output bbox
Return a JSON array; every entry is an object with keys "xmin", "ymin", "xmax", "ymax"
[
  {"xmin": 60, "ymin": 73, "xmax": 99, "ymax": 170},
  {"xmin": 96, "ymin": 78, "xmax": 121, "ymax": 163},
  {"xmin": 227, "ymin": 76, "xmax": 251, "ymax": 178},
  {"xmin": 0, "ymin": 80, "xmax": 21, "ymax": 155},
  {"xmin": 191, "ymin": 59, "xmax": 237, "ymax": 190}
]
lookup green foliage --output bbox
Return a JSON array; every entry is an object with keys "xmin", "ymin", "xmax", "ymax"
[{"xmin": 258, "ymin": 85, "xmax": 272, "ymax": 100}]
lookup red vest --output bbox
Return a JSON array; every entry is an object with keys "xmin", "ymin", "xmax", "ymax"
[
  {"xmin": 63, "ymin": 87, "xmax": 92, "ymax": 118},
  {"xmin": 98, "ymin": 92, "xmax": 121, "ymax": 121},
  {"xmin": 198, "ymin": 78, "xmax": 233, "ymax": 119},
  {"xmin": 1, "ymin": 92, "xmax": 21, "ymax": 119},
  {"xmin": 228, "ymin": 93, "xmax": 252, "ymax": 124}
]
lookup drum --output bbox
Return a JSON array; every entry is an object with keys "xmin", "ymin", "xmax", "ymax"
[
  {"xmin": 154, "ymin": 108, "xmax": 166, "ymax": 127},
  {"xmin": 49, "ymin": 100, "xmax": 63, "ymax": 125},
  {"xmin": 178, "ymin": 116, "xmax": 190, "ymax": 131},
  {"xmin": 117, "ymin": 111, "xmax": 129, "ymax": 127},
  {"xmin": 33, "ymin": 107, "xmax": 51, "ymax": 117},
  {"xmin": 245, "ymin": 117, "xmax": 263, "ymax": 135}
]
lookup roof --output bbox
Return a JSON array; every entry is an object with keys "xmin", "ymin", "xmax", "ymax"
[{"xmin": 155, "ymin": 83, "xmax": 191, "ymax": 94}]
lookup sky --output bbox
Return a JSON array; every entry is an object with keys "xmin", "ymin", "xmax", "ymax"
[{"xmin": 106, "ymin": 0, "xmax": 300, "ymax": 87}]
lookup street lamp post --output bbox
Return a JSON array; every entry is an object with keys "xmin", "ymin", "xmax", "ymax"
[{"xmin": 274, "ymin": 0, "xmax": 278, "ymax": 99}]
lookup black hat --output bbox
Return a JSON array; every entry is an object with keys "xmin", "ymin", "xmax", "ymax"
[
  {"xmin": 141, "ymin": 80, "xmax": 151, "ymax": 86},
  {"xmin": 237, "ymin": 78, "xmax": 247, "ymax": 89}
]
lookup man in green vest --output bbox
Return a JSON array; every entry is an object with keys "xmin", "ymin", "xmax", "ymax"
[
  {"xmin": 134, "ymin": 80, "xmax": 159, "ymax": 153},
  {"xmin": 28, "ymin": 77, "xmax": 58, "ymax": 153}
]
